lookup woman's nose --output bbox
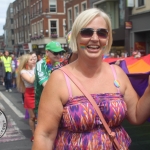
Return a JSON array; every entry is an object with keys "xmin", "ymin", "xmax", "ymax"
[{"xmin": 91, "ymin": 31, "xmax": 99, "ymax": 40}]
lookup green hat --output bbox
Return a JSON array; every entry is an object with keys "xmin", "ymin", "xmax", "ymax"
[{"xmin": 45, "ymin": 41, "xmax": 64, "ymax": 52}]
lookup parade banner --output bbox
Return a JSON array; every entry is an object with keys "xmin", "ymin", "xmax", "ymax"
[{"xmin": 103, "ymin": 54, "xmax": 150, "ymax": 97}]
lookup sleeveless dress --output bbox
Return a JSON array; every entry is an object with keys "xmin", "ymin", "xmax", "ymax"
[{"xmin": 54, "ymin": 66, "xmax": 131, "ymax": 150}]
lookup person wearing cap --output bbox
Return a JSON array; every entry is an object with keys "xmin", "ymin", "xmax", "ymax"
[{"xmin": 34, "ymin": 41, "xmax": 64, "ymax": 118}]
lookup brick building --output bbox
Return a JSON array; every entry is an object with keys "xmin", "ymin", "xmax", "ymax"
[
  {"xmin": 0, "ymin": 35, "xmax": 5, "ymax": 52},
  {"xmin": 30, "ymin": 0, "xmax": 67, "ymax": 54},
  {"xmin": 3, "ymin": 3, "xmax": 14, "ymax": 53},
  {"xmin": 13, "ymin": 0, "xmax": 31, "ymax": 55},
  {"xmin": 65, "ymin": 0, "xmax": 89, "ymax": 32}
]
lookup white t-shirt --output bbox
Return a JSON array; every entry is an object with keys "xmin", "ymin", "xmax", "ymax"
[
  {"xmin": 20, "ymin": 69, "xmax": 34, "ymax": 88},
  {"xmin": 12, "ymin": 60, "xmax": 16, "ymax": 72}
]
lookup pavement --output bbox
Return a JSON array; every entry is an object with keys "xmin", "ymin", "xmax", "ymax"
[{"xmin": 0, "ymin": 84, "xmax": 150, "ymax": 150}]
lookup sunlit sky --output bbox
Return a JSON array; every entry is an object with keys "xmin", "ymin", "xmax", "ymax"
[{"xmin": 0, "ymin": 0, "xmax": 15, "ymax": 35}]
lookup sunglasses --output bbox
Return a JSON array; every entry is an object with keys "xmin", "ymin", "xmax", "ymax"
[
  {"xmin": 80, "ymin": 28, "xmax": 108, "ymax": 39},
  {"xmin": 49, "ymin": 51, "xmax": 63, "ymax": 56}
]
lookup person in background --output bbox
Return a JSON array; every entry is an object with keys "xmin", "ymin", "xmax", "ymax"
[
  {"xmin": 32, "ymin": 8, "xmax": 150, "ymax": 150},
  {"xmin": 16, "ymin": 54, "xmax": 35, "ymax": 142},
  {"xmin": 34, "ymin": 41, "xmax": 65, "ymax": 119},
  {"xmin": 0, "ymin": 59, "xmax": 5, "ymax": 85},
  {"xmin": 1, "ymin": 51, "xmax": 12, "ymax": 92},
  {"xmin": 37, "ymin": 54, "xmax": 42, "ymax": 62},
  {"xmin": 30, "ymin": 52, "xmax": 38, "ymax": 68},
  {"xmin": 0, "ymin": 52, "xmax": 4, "ymax": 85},
  {"xmin": 11, "ymin": 54, "xmax": 18, "ymax": 88},
  {"xmin": 133, "ymin": 50, "xmax": 141, "ymax": 58},
  {"xmin": 110, "ymin": 52, "xmax": 115, "ymax": 58}
]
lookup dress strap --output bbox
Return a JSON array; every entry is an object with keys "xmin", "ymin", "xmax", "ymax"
[
  {"xmin": 110, "ymin": 65, "xmax": 120, "ymax": 93},
  {"xmin": 62, "ymin": 72, "xmax": 73, "ymax": 98}
]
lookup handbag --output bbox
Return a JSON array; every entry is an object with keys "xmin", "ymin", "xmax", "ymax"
[{"xmin": 59, "ymin": 67, "xmax": 122, "ymax": 150}]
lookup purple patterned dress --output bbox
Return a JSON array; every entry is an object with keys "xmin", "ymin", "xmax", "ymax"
[{"xmin": 53, "ymin": 93, "xmax": 131, "ymax": 150}]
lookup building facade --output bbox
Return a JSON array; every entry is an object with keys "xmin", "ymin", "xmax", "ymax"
[
  {"xmin": 3, "ymin": 3, "xmax": 14, "ymax": 53},
  {"xmin": 65, "ymin": 0, "xmax": 89, "ymax": 32},
  {"xmin": 30, "ymin": 0, "xmax": 67, "ymax": 54},
  {"xmin": 90, "ymin": 0, "xmax": 132, "ymax": 56},
  {"xmin": 13, "ymin": 0, "xmax": 31, "ymax": 56},
  {"xmin": 129, "ymin": 0, "xmax": 150, "ymax": 56},
  {"xmin": 0, "ymin": 35, "xmax": 5, "ymax": 52}
]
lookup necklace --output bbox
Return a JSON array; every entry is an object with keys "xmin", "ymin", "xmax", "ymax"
[{"xmin": 45, "ymin": 57, "xmax": 61, "ymax": 72}]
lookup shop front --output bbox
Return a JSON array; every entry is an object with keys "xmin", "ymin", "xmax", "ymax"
[
  {"xmin": 130, "ymin": 11, "xmax": 150, "ymax": 56},
  {"xmin": 38, "ymin": 44, "xmax": 45, "ymax": 55},
  {"xmin": 32, "ymin": 44, "xmax": 38, "ymax": 53},
  {"xmin": 23, "ymin": 43, "xmax": 31, "ymax": 54}
]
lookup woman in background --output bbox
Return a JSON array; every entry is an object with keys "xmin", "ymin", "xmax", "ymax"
[
  {"xmin": 30, "ymin": 52, "xmax": 38, "ymax": 68},
  {"xmin": 16, "ymin": 54, "xmax": 35, "ymax": 142},
  {"xmin": 11, "ymin": 54, "xmax": 18, "ymax": 88}
]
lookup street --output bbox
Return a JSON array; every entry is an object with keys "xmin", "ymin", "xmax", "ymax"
[
  {"xmin": 0, "ymin": 84, "xmax": 150, "ymax": 150},
  {"xmin": 0, "ymin": 85, "xmax": 32, "ymax": 150}
]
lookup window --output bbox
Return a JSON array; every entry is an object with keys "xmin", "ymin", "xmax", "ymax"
[
  {"xmin": 50, "ymin": 20, "xmax": 57, "ymax": 37},
  {"xmin": 49, "ymin": 0, "xmax": 56, "ymax": 12},
  {"xmin": 37, "ymin": 22, "xmax": 40, "ymax": 35},
  {"xmin": 11, "ymin": 29, "xmax": 14, "ymax": 34},
  {"xmin": 24, "ymin": 0, "xmax": 26, "ymax": 8},
  {"xmin": 12, "ymin": 40, "xmax": 14, "ymax": 45},
  {"xmin": 81, "ymin": 2, "xmax": 87, "ymax": 11},
  {"xmin": 40, "ymin": 21, "xmax": 43, "ymax": 32},
  {"xmin": 16, "ymin": 19, "xmax": 18, "ymax": 28},
  {"xmin": 96, "ymin": 1, "xmax": 119, "ymax": 29},
  {"xmin": 10, "ymin": 8, "xmax": 13, "ymax": 13},
  {"xmin": 137, "ymin": 0, "xmax": 145, "ymax": 7},
  {"xmin": 27, "ymin": 0, "xmax": 29, "ymax": 6},
  {"xmin": 11, "ymin": 18, "xmax": 13, "ymax": 24},
  {"xmin": 14, "ymin": 20, "xmax": 16, "ymax": 29},
  {"xmin": 24, "ymin": 15, "xmax": 27, "ymax": 25},
  {"xmin": 63, "ymin": 19, "xmax": 66, "ymax": 37},
  {"xmin": 74, "ymin": 5, "xmax": 79, "ymax": 19},
  {"xmin": 27, "ymin": 12, "xmax": 30, "ymax": 24},
  {"xmin": 68, "ymin": 9, "xmax": 72, "ymax": 31},
  {"xmin": 37, "ymin": 2, "xmax": 39, "ymax": 14},
  {"xmin": 39, "ymin": 1, "xmax": 42, "ymax": 13},
  {"xmin": 34, "ymin": 4, "xmax": 36, "ymax": 16}
]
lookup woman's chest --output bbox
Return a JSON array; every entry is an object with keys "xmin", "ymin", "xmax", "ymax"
[{"xmin": 60, "ymin": 95, "xmax": 127, "ymax": 131}]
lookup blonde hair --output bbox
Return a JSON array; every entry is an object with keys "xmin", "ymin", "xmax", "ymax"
[
  {"xmin": 16, "ymin": 54, "xmax": 31, "ymax": 93},
  {"xmin": 69, "ymin": 8, "xmax": 112, "ymax": 54}
]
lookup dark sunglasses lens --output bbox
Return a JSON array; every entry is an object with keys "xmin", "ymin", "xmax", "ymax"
[
  {"xmin": 53, "ymin": 52, "xmax": 61, "ymax": 56},
  {"xmin": 97, "ymin": 29, "xmax": 108, "ymax": 38},
  {"xmin": 80, "ymin": 28, "xmax": 93, "ymax": 38}
]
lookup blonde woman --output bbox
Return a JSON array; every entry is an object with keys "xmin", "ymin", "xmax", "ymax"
[{"xmin": 16, "ymin": 54, "xmax": 35, "ymax": 142}]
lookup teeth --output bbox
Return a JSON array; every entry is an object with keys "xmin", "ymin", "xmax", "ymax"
[{"xmin": 88, "ymin": 46, "xmax": 99, "ymax": 49}]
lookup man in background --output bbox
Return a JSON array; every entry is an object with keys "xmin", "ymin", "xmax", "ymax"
[
  {"xmin": 34, "ymin": 41, "xmax": 65, "ymax": 117},
  {"xmin": 1, "ymin": 51, "xmax": 12, "ymax": 92}
]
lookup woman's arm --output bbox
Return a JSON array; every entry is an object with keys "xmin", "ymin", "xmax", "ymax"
[
  {"xmin": 32, "ymin": 70, "xmax": 64, "ymax": 150},
  {"xmin": 21, "ymin": 71, "xmax": 35, "ymax": 84},
  {"xmin": 115, "ymin": 65, "xmax": 150, "ymax": 125}
]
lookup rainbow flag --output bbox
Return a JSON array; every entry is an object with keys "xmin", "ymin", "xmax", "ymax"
[{"xmin": 80, "ymin": 43, "xmax": 86, "ymax": 49}]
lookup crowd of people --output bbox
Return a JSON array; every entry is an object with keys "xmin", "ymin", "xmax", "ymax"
[{"xmin": 0, "ymin": 8, "xmax": 150, "ymax": 150}]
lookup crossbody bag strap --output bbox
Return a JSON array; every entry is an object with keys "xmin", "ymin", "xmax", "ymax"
[{"xmin": 59, "ymin": 67, "xmax": 121, "ymax": 150}]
